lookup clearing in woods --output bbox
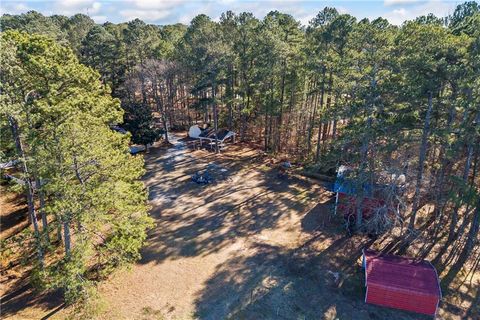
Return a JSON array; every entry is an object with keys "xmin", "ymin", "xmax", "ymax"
[{"xmin": 1, "ymin": 133, "xmax": 477, "ymax": 319}]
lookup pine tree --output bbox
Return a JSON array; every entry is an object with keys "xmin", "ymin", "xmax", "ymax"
[{"xmin": 0, "ymin": 31, "xmax": 152, "ymax": 304}]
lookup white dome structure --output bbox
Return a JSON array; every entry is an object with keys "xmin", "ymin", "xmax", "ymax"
[{"xmin": 188, "ymin": 125, "xmax": 202, "ymax": 138}]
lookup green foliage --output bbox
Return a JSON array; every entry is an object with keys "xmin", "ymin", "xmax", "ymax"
[
  {"xmin": 1, "ymin": 0, "xmax": 479, "ymax": 306},
  {"xmin": 123, "ymin": 102, "xmax": 160, "ymax": 146},
  {"xmin": 449, "ymin": 1, "xmax": 480, "ymax": 34},
  {"xmin": 0, "ymin": 11, "xmax": 66, "ymax": 42},
  {"xmin": 0, "ymin": 30, "xmax": 152, "ymax": 304}
]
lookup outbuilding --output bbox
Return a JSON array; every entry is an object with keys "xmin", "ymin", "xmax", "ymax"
[{"xmin": 363, "ymin": 249, "xmax": 442, "ymax": 317}]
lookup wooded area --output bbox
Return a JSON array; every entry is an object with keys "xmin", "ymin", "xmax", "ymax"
[{"xmin": 0, "ymin": 1, "xmax": 479, "ymax": 317}]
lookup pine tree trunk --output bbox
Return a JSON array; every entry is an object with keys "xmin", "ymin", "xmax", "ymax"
[
  {"xmin": 240, "ymin": 94, "xmax": 250, "ymax": 142},
  {"xmin": 36, "ymin": 177, "xmax": 50, "ymax": 244},
  {"xmin": 432, "ymin": 92, "xmax": 457, "ymax": 233},
  {"xmin": 322, "ymin": 71, "xmax": 333, "ymax": 151},
  {"xmin": 56, "ymin": 216, "xmax": 63, "ymax": 243},
  {"xmin": 212, "ymin": 82, "xmax": 219, "ymax": 153},
  {"xmin": 331, "ymin": 94, "xmax": 339, "ymax": 143},
  {"xmin": 315, "ymin": 67, "xmax": 327, "ymax": 161},
  {"xmin": 8, "ymin": 116, "xmax": 44, "ymax": 267},
  {"xmin": 265, "ymin": 78, "xmax": 275, "ymax": 152},
  {"xmin": 356, "ymin": 116, "xmax": 373, "ymax": 230},
  {"xmin": 264, "ymin": 109, "xmax": 269, "ymax": 152},
  {"xmin": 471, "ymin": 147, "xmax": 479, "ymax": 186},
  {"xmin": 153, "ymin": 79, "xmax": 169, "ymax": 144},
  {"xmin": 228, "ymin": 64, "xmax": 234, "ymax": 130},
  {"xmin": 409, "ymin": 91, "xmax": 434, "ymax": 230},
  {"xmin": 306, "ymin": 78, "xmax": 318, "ymax": 155},
  {"xmin": 63, "ymin": 220, "xmax": 71, "ymax": 257},
  {"xmin": 277, "ymin": 58, "xmax": 287, "ymax": 153}
]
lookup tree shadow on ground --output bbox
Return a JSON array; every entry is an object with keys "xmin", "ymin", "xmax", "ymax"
[
  {"xmin": 0, "ymin": 206, "xmax": 28, "ymax": 236},
  {"xmin": 139, "ymin": 174, "xmax": 320, "ymax": 264},
  {"xmin": 0, "ymin": 275, "xmax": 63, "ymax": 319},
  {"xmin": 141, "ymin": 135, "xmax": 475, "ymax": 319},
  {"xmin": 192, "ymin": 236, "xmax": 430, "ymax": 320},
  {"xmin": 140, "ymin": 140, "xmax": 323, "ymax": 265}
]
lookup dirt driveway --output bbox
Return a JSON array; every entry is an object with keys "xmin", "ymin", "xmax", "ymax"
[
  {"xmin": 0, "ymin": 133, "xmax": 474, "ymax": 320},
  {"xmin": 97, "ymin": 133, "xmax": 431, "ymax": 320}
]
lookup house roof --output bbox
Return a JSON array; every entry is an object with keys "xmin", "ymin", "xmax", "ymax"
[{"xmin": 364, "ymin": 250, "xmax": 441, "ymax": 298}]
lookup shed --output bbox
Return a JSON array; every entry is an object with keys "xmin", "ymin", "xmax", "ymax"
[{"xmin": 363, "ymin": 249, "xmax": 441, "ymax": 317}]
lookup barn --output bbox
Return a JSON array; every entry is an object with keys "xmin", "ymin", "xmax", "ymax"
[{"xmin": 363, "ymin": 249, "xmax": 442, "ymax": 317}]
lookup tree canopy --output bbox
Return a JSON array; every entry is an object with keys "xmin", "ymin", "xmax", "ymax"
[
  {"xmin": 1, "ymin": 2, "xmax": 479, "ymax": 307},
  {"xmin": 0, "ymin": 30, "xmax": 152, "ymax": 303}
]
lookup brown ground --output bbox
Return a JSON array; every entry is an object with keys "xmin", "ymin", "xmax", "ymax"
[
  {"xmin": 1, "ymin": 187, "xmax": 28, "ymax": 241},
  {"xmin": 1, "ymin": 132, "xmax": 478, "ymax": 319}
]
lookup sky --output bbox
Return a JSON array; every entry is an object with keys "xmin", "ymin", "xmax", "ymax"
[{"xmin": 0, "ymin": 0, "xmax": 466, "ymax": 26}]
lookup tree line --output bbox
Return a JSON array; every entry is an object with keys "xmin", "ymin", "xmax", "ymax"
[{"xmin": 1, "ymin": 1, "xmax": 479, "ymax": 303}]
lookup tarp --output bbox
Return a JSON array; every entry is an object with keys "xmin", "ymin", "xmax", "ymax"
[
  {"xmin": 199, "ymin": 128, "xmax": 215, "ymax": 138},
  {"xmin": 129, "ymin": 145, "xmax": 146, "ymax": 154},
  {"xmin": 333, "ymin": 165, "xmax": 374, "ymax": 196},
  {"xmin": 111, "ymin": 125, "xmax": 128, "ymax": 134},
  {"xmin": 198, "ymin": 128, "xmax": 235, "ymax": 142}
]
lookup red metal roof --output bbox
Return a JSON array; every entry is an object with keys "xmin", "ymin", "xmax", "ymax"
[{"xmin": 364, "ymin": 250, "xmax": 441, "ymax": 298}]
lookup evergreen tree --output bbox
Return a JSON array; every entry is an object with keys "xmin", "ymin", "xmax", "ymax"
[
  {"xmin": 123, "ymin": 102, "xmax": 161, "ymax": 146},
  {"xmin": 0, "ymin": 31, "xmax": 152, "ymax": 303}
]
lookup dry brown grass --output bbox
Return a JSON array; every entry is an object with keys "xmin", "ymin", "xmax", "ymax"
[{"xmin": 1, "ymin": 133, "xmax": 478, "ymax": 319}]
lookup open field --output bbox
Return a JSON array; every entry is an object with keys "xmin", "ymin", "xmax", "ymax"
[{"xmin": 1, "ymin": 132, "xmax": 478, "ymax": 319}]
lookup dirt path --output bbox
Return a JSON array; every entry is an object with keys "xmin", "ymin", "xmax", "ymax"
[
  {"xmin": 98, "ymin": 134, "xmax": 328, "ymax": 319},
  {"xmin": 3, "ymin": 133, "xmax": 469, "ymax": 319},
  {"xmin": 96, "ymin": 134, "xmax": 439, "ymax": 320}
]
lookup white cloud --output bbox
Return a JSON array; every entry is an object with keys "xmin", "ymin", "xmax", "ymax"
[
  {"xmin": 91, "ymin": 14, "xmax": 107, "ymax": 23},
  {"xmin": 0, "ymin": 2, "xmax": 31, "ymax": 15},
  {"xmin": 384, "ymin": 0, "xmax": 423, "ymax": 6},
  {"xmin": 337, "ymin": 6, "xmax": 349, "ymax": 15},
  {"xmin": 382, "ymin": 0, "xmax": 456, "ymax": 25},
  {"xmin": 92, "ymin": 2, "xmax": 101, "ymax": 11},
  {"xmin": 0, "ymin": 0, "xmax": 458, "ymax": 26},
  {"xmin": 394, "ymin": 8, "xmax": 408, "ymax": 16},
  {"xmin": 14, "ymin": 3, "xmax": 30, "ymax": 12},
  {"xmin": 127, "ymin": 0, "xmax": 188, "ymax": 10},
  {"xmin": 299, "ymin": 14, "xmax": 316, "ymax": 26},
  {"xmin": 118, "ymin": 0, "xmax": 196, "ymax": 23},
  {"xmin": 178, "ymin": 13, "xmax": 196, "ymax": 24},
  {"xmin": 54, "ymin": 0, "xmax": 102, "ymax": 16},
  {"xmin": 119, "ymin": 9, "xmax": 172, "ymax": 22}
]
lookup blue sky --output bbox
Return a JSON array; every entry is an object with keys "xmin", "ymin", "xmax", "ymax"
[{"xmin": 0, "ymin": 0, "xmax": 465, "ymax": 26}]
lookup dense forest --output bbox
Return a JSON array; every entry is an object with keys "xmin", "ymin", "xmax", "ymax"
[{"xmin": 1, "ymin": 1, "xmax": 479, "ymax": 310}]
